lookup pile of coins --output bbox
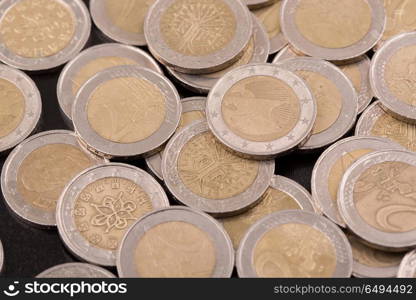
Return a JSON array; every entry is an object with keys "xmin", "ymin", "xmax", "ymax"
[{"xmin": 0, "ymin": 0, "xmax": 416, "ymax": 278}]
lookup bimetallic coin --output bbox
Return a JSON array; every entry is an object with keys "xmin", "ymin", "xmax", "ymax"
[
  {"xmin": 371, "ymin": 32, "xmax": 416, "ymax": 123},
  {"xmin": 276, "ymin": 58, "xmax": 358, "ymax": 150},
  {"xmin": 236, "ymin": 210, "xmax": 353, "ymax": 278},
  {"xmin": 36, "ymin": 263, "xmax": 116, "ymax": 278},
  {"xmin": 397, "ymin": 250, "xmax": 416, "ymax": 278},
  {"xmin": 144, "ymin": 0, "xmax": 253, "ymax": 74},
  {"xmin": 57, "ymin": 163, "xmax": 169, "ymax": 266},
  {"xmin": 57, "ymin": 43, "xmax": 162, "ymax": 125},
  {"xmin": 0, "ymin": 0, "xmax": 91, "ymax": 71},
  {"xmin": 162, "ymin": 121, "xmax": 274, "ymax": 216},
  {"xmin": 281, "ymin": 0, "xmax": 385, "ymax": 61},
  {"xmin": 1, "ymin": 130, "xmax": 105, "ymax": 227},
  {"xmin": 90, "ymin": 0, "xmax": 155, "ymax": 46},
  {"xmin": 146, "ymin": 97, "xmax": 206, "ymax": 181},
  {"xmin": 0, "ymin": 65, "xmax": 42, "ymax": 154},
  {"xmin": 167, "ymin": 15, "xmax": 269, "ymax": 94},
  {"xmin": 339, "ymin": 150, "xmax": 416, "ymax": 250},
  {"xmin": 117, "ymin": 206, "xmax": 234, "ymax": 278},
  {"xmin": 207, "ymin": 63, "xmax": 316, "ymax": 159},
  {"xmin": 73, "ymin": 65, "xmax": 181, "ymax": 158},
  {"xmin": 312, "ymin": 136, "xmax": 403, "ymax": 227},
  {"xmin": 220, "ymin": 175, "xmax": 316, "ymax": 249}
]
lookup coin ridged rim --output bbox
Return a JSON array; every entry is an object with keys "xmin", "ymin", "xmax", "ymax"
[
  {"xmin": 370, "ymin": 32, "xmax": 416, "ymax": 122},
  {"xmin": 280, "ymin": 0, "xmax": 385, "ymax": 61},
  {"xmin": 167, "ymin": 14, "xmax": 270, "ymax": 94},
  {"xmin": 312, "ymin": 136, "xmax": 404, "ymax": 228},
  {"xmin": 144, "ymin": 0, "xmax": 253, "ymax": 74},
  {"xmin": 56, "ymin": 163, "xmax": 170, "ymax": 267},
  {"xmin": 57, "ymin": 43, "xmax": 162, "ymax": 124},
  {"xmin": 338, "ymin": 150, "xmax": 416, "ymax": 249},
  {"xmin": 1, "ymin": 130, "xmax": 105, "ymax": 227},
  {"xmin": 0, "ymin": 0, "xmax": 91, "ymax": 71},
  {"xmin": 236, "ymin": 210, "xmax": 353, "ymax": 278},
  {"xmin": 117, "ymin": 206, "xmax": 234, "ymax": 278},
  {"xmin": 145, "ymin": 97, "xmax": 206, "ymax": 181},
  {"xmin": 397, "ymin": 250, "xmax": 416, "ymax": 278},
  {"xmin": 162, "ymin": 120, "xmax": 275, "ymax": 216},
  {"xmin": 276, "ymin": 57, "xmax": 358, "ymax": 150},
  {"xmin": 0, "ymin": 65, "xmax": 42, "ymax": 153},
  {"xmin": 36, "ymin": 263, "xmax": 116, "ymax": 278},
  {"xmin": 72, "ymin": 65, "xmax": 181, "ymax": 158},
  {"xmin": 207, "ymin": 63, "xmax": 316, "ymax": 158}
]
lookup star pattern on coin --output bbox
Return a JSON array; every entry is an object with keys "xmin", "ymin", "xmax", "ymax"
[
  {"xmin": 287, "ymin": 134, "xmax": 295, "ymax": 141},
  {"xmin": 266, "ymin": 143, "xmax": 273, "ymax": 150},
  {"xmin": 301, "ymin": 118, "xmax": 309, "ymax": 125},
  {"xmin": 211, "ymin": 111, "xmax": 218, "ymax": 118},
  {"xmin": 222, "ymin": 130, "xmax": 229, "ymax": 136},
  {"xmin": 242, "ymin": 141, "xmax": 248, "ymax": 148},
  {"xmin": 27, "ymin": 111, "xmax": 35, "ymax": 118},
  {"xmin": 300, "ymin": 98, "xmax": 311, "ymax": 105}
]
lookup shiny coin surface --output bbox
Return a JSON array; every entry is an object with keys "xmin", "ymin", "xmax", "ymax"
[
  {"xmin": 207, "ymin": 63, "xmax": 316, "ymax": 158},
  {"xmin": 90, "ymin": 0, "xmax": 155, "ymax": 46},
  {"xmin": 57, "ymin": 43, "xmax": 162, "ymax": 125},
  {"xmin": 144, "ymin": 0, "xmax": 252, "ymax": 74},
  {"xmin": 312, "ymin": 136, "xmax": 403, "ymax": 227},
  {"xmin": 1, "ymin": 130, "xmax": 105, "ymax": 227},
  {"xmin": 168, "ymin": 15, "xmax": 269, "ymax": 94},
  {"xmin": 236, "ymin": 210, "xmax": 353, "ymax": 278},
  {"xmin": 397, "ymin": 250, "xmax": 416, "ymax": 278},
  {"xmin": 36, "ymin": 263, "xmax": 116, "ymax": 278},
  {"xmin": 0, "ymin": 0, "xmax": 91, "ymax": 71},
  {"xmin": 356, "ymin": 101, "xmax": 416, "ymax": 152},
  {"xmin": 281, "ymin": 0, "xmax": 385, "ymax": 61},
  {"xmin": 73, "ymin": 65, "xmax": 181, "ymax": 158},
  {"xmin": 162, "ymin": 121, "xmax": 274, "ymax": 216},
  {"xmin": 57, "ymin": 163, "xmax": 169, "ymax": 266},
  {"xmin": 347, "ymin": 233, "xmax": 404, "ymax": 278},
  {"xmin": 371, "ymin": 32, "xmax": 416, "ymax": 123},
  {"xmin": 146, "ymin": 97, "xmax": 206, "ymax": 180},
  {"xmin": 0, "ymin": 65, "xmax": 42, "ymax": 153},
  {"xmin": 220, "ymin": 175, "xmax": 316, "ymax": 249},
  {"xmin": 117, "ymin": 206, "xmax": 234, "ymax": 278},
  {"xmin": 339, "ymin": 150, "xmax": 416, "ymax": 250},
  {"xmin": 276, "ymin": 58, "xmax": 358, "ymax": 150}
]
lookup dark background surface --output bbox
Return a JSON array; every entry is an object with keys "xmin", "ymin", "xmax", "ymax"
[{"xmin": 0, "ymin": 0, "xmax": 329, "ymax": 277}]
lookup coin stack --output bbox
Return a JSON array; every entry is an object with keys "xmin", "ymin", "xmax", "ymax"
[{"xmin": 0, "ymin": 0, "xmax": 415, "ymax": 279}]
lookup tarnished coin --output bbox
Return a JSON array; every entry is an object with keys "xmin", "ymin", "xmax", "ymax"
[
  {"xmin": 206, "ymin": 63, "xmax": 316, "ymax": 159},
  {"xmin": 57, "ymin": 43, "xmax": 162, "ymax": 125},
  {"xmin": 347, "ymin": 233, "xmax": 404, "ymax": 278},
  {"xmin": 144, "ymin": 0, "xmax": 253, "ymax": 74},
  {"xmin": 90, "ymin": 0, "xmax": 155, "ymax": 46},
  {"xmin": 252, "ymin": 1, "xmax": 287, "ymax": 54},
  {"xmin": 0, "ymin": 0, "xmax": 91, "ymax": 71},
  {"xmin": 167, "ymin": 15, "xmax": 269, "ymax": 94},
  {"xmin": 312, "ymin": 136, "xmax": 403, "ymax": 227},
  {"xmin": 57, "ymin": 163, "xmax": 169, "ymax": 266},
  {"xmin": 117, "ymin": 206, "xmax": 234, "ymax": 278},
  {"xmin": 371, "ymin": 32, "xmax": 416, "ymax": 123},
  {"xmin": 281, "ymin": 0, "xmax": 385, "ymax": 61},
  {"xmin": 220, "ymin": 175, "xmax": 316, "ymax": 249},
  {"xmin": 276, "ymin": 58, "xmax": 358, "ymax": 150},
  {"xmin": 1, "ymin": 130, "xmax": 105, "ymax": 227},
  {"xmin": 36, "ymin": 263, "xmax": 116, "ymax": 278},
  {"xmin": 397, "ymin": 250, "xmax": 416, "ymax": 278},
  {"xmin": 236, "ymin": 210, "xmax": 353, "ymax": 278},
  {"xmin": 339, "ymin": 150, "xmax": 416, "ymax": 250},
  {"xmin": 356, "ymin": 101, "xmax": 416, "ymax": 152},
  {"xmin": 73, "ymin": 65, "xmax": 181, "ymax": 158},
  {"xmin": 162, "ymin": 121, "xmax": 274, "ymax": 216},
  {"xmin": 0, "ymin": 65, "xmax": 42, "ymax": 154},
  {"xmin": 146, "ymin": 97, "xmax": 206, "ymax": 180}
]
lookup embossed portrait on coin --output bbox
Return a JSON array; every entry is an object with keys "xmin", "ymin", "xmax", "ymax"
[
  {"xmin": 383, "ymin": 0, "xmax": 416, "ymax": 41},
  {"xmin": 160, "ymin": 0, "xmax": 237, "ymax": 56},
  {"xmin": 0, "ymin": 0, "xmax": 76, "ymax": 58},
  {"xmin": 178, "ymin": 132, "xmax": 259, "ymax": 199},
  {"xmin": 354, "ymin": 161, "xmax": 416, "ymax": 233},
  {"xmin": 0, "ymin": 78, "xmax": 25, "ymax": 138},
  {"xmin": 134, "ymin": 221, "xmax": 216, "ymax": 277},
  {"xmin": 222, "ymin": 76, "xmax": 301, "ymax": 142},
  {"xmin": 74, "ymin": 177, "xmax": 153, "ymax": 250}
]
